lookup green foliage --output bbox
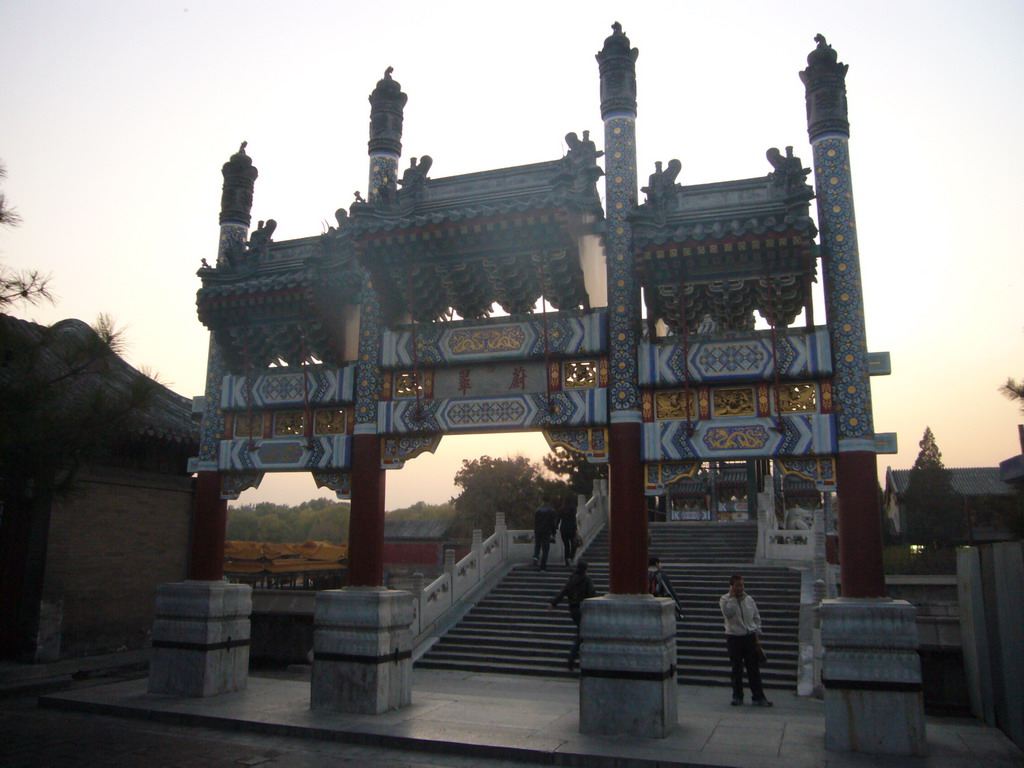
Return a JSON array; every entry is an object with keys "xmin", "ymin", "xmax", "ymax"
[
  {"xmin": 999, "ymin": 377, "xmax": 1024, "ymax": 414},
  {"xmin": 387, "ymin": 501, "xmax": 456, "ymax": 522},
  {"xmin": 448, "ymin": 454, "xmax": 567, "ymax": 540},
  {"xmin": 226, "ymin": 498, "xmax": 351, "ymax": 543},
  {"xmin": 971, "ymin": 492, "xmax": 1024, "ymax": 541},
  {"xmin": 1, "ymin": 162, "xmax": 52, "ymax": 309},
  {"xmin": 882, "ymin": 545, "xmax": 957, "ymax": 575},
  {"xmin": 0, "ymin": 316, "xmax": 161, "ymax": 498},
  {"xmin": 542, "ymin": 446, "xmax": 607, "ymax": 498},
  {"xmin": 903, "ymin": 428, "xmax": 966, "ymax": 546}
]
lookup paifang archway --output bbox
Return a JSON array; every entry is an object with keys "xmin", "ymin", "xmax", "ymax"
[{"xmin": 168, "ymin": 27, "xmax": 919, "ymax": 746}]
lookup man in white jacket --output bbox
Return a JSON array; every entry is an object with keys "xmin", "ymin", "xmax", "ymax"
[{"xmin": 719, "ymin": 573, "xmax": 772, "ymax": 707}]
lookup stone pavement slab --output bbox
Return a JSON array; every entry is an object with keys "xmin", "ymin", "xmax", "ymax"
[{"xmin": 31, "ymin": 669, "xmax": 1024, "ymax": 768}]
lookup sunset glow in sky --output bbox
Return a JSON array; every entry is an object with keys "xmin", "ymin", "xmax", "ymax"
[{"xmin": 2, "ymin": 1, "xmax": 1022, "ymax": 510}]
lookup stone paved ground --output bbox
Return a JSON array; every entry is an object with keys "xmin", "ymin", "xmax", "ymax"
[{"xmin": 0, "ymin": 689, "xmax": 546, "ymax": 768}]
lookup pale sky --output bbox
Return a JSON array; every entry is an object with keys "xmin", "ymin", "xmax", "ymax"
[{"xmin": 3, "ymin": 1, "xmax": 1023, "ymax": 510}]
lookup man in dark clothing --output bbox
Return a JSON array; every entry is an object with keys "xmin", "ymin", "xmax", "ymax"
[
  {"xmin": 549, "ymin": 560, "xmax": 597, "ymax": 670},
  {"xmin": 532, "ymin": 495, "xmax": 557, "ymax": 570},
  {"xmin": 557, "ymin": 496, "xmax": 579, "ymax": 566},
  {"xmin": 648, "ymin": 556, "xmax": 684, "ymax": 619}
]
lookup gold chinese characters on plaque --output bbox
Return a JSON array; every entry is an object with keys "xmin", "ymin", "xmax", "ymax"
[
  {"xmin": 712, "ymin": 387, "xmax": 755, "ymax": 417},
  {"xmin": 655, "ymin": 390, "xmax": 696, "ymax": 420},
  {"xmin": 776, "ymin": 383, "xmax": 817, "ymax": 413},
  {"xmin": 564, "ymin": 361, "xmax": 597, "ymax": 388}
]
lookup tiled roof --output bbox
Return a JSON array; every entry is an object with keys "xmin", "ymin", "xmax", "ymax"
[
  {"xmin": 630, "ymin": 175, "xmax": 817, "ymax": 251},
  {"xmin": 887, "ymin": 467, "xmax": 1015, "ymax": 498},
  {"xmin": 0, "ymin": 314, "xmax": 198, "ymax": 446},
  {"xmin": 350, "ymin": 160, "xmax": 603, "ymax": 235},
  {"xmin": 383, "ymin": 518, "xmax": 452, "ymax": 540}
]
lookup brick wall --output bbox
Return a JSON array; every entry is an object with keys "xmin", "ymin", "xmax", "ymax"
[{"xmin": 43, "ymin": 466, "xmax": 194, "ymax": 657}]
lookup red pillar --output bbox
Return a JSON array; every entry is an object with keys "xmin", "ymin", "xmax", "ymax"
[
  {"xmin": 188, "ymin": 471, "xmax": 228, "ymax": 580},
  {"xmin": 607, "ymin": 421, "xmax": 648, "ymax": 594},
  {"xmin": 836, "ymin": 451, "xmax": 886, "ymax": 597},
  {"xmin": 346, "ymin": 433, "xmax": 386, "ymax": 587}
]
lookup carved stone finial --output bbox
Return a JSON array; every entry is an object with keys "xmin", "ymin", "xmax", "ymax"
[
  {"xmin": 799, "ymin": 33, "xmax": 850, "ymax": 141},
  {"xmin": 368, "ymin": 66, "xmax": 408, "ymax": 157},
  {"xmin": 399, "ymin": 155, "xmax": 432, "ymax": 196},
  {"xmin": 560, "ymin": 130, "xmax": 604, "ymax": 198},
  {"xmin": 596, "ymin": 22, "xmax": 639, "ymax": 119},
  {"xmin": 641, "ymin": 159, "xmax": 681, "ymax": 212},
  {"xmin": 247, "ymin": 218, "xmax": 277, "ymax": 258},
  {"xmin": 220, "ymin": 141, "xmax": 258, "ymax": 226},
  {"xmin": 805, "ymin": 33, "xmax": 841, "ymax": 70},
  {"xmin": 766, "ymin": 146, "xmax": 811, "ymax": 199}
]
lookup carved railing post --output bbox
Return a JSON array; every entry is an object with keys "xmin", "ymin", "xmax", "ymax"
[
  {"xmin": 813, "ymin": 506, "xmax": 826, "ymax": 592},
  {"xmin": 444, "ymin": 548, "xmax": 456, "ymax": 582},
  {"xmin": 471, "ymin": 529, "xmax": 483, "ymax": 587},
  {"xmin": 495, "ymin": 512, "xmax": 507, "ymax": 554}
]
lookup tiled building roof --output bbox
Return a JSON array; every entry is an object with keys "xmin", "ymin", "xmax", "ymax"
[
  {"xmin": 0, "ymin": 314, "xmax": 198, "ymax": 447},
  {"xmin": 887, "ymin": 467, "xmax": 1015, "ymax": 498},
  {"xmin": 383, "ymin": 518, "xmax": 452, "ymax": 540}
]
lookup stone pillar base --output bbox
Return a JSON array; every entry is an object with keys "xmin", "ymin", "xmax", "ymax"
[
  {"xmin": 311, "ymin": 587, "xmax": 413, "ymax": 714},
  {"xmin": 821, "ymin": 598, "xmax": 927, "ymax": 755},
  {"xmin": 148, "ymin": 581, "xmax": 251, "ymax": 697},
  {"xmin": 579, "ymin": 595, "xmax": 677, "ymax": 738}
]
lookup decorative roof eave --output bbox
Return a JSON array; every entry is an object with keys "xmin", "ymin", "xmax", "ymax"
[
  {"xmin": 197, "ymin": 231, "xmax": 361, "ymax": 306},
  {"xmin": 358, "ymin": 217, "xmax": 592, "ymax": 324},
  {"xmin": 631, "ymin": 173, "xmax": 817, "ymax": 252},
  {"xmin": 349, "ymin": 150, "xmax": 605, "ymax": 235},
  {"xmin": 631, "ymin": 152, "xmax": 817, "ymax": 251},
  {"xmin": 352, "ymin": 190, "xmax": 603, "ymax": 238},
  {"xmin": 633, "ymin": 214, "xmax": 817, "ymax": 253},
  {"xmin": 195, "ymin": 233, "xmax": 363, "ymax": 372}
]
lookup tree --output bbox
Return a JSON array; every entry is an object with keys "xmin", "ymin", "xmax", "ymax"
[
  {"xmin": 226, "ymin": 499, "xmax": 352, "ymax": 543},
  {"xmin": 0, "ymin": 314, "xmax": 163, "ymax": 659},
  {"xmin": 902, "ymin": 427, "xmax": 966, "ymax": 546},
  {"xmin": 999, "ymin": 377, "xmax": 1024, "ymax": 413},
  {"xmin": 387, "ymin": 500, "xmax": 456, "ymax": 522},
  {"xmin": 0, "ymin": 162, "xmax": 51, "ymax": 309},
  {"xmin": 542, "ymin": 446, "xmax": 607, "ymax": 498},
  {"xmin": 448, "ymin": 455, "xmax": 566, "ymax": 540}
]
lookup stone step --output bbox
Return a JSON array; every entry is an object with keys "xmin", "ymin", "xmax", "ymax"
[{"xmin": 416, "ymin": 522, "xmax": 801, "ymax": 689}]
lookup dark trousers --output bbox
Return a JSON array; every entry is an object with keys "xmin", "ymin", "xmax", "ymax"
[
  {"xmin": 726, "ymin": 633, "xmax": 766, "ymax": 701},
  {"xmin": 532, "ymin": 535, "xmax": 551, "ymax": 568},
  {"xmin": 561, "ymin": 531, "xmax": 577, "ymax": 563}
]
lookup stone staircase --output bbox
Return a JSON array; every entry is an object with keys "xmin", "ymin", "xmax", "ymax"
[{"xmin": 415, "ymin": 522, "xmax": 803, "ymax": 689}]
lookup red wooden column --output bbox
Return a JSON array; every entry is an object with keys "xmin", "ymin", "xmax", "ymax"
[
  {"xmin": 346, "ymin": 434, "xmax": 387, "ymax": 586},
  {"xmin": 835, "ymin": 452, "xmax": 885, "ymax": 597},
  {"xmin": 607, "ymin": 421, "xmax": 648, "ymax": 594},
  {"xmin": 188, "ymin": 471, "xmax": 228, "ymax": 581}
]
